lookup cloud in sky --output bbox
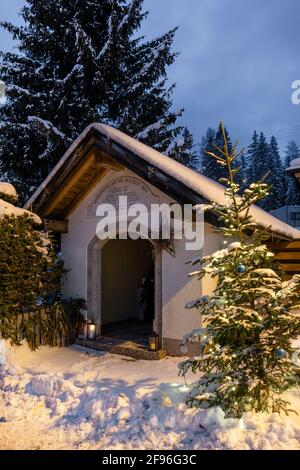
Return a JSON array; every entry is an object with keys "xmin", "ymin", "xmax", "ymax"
[{"xmin": 1, "ymin": 0, "xmax": 300, "ymax": 151}]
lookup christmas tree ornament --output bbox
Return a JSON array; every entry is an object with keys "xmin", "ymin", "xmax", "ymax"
[
  {"xmin": 236, "ymin": 264, "xmax": 246, "ymax": 273},
  {"xmin": 274, "ymin": 348, "xmax": 286, "ymax": 359}
]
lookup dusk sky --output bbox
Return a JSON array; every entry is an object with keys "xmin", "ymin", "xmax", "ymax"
[{"xmin": 1, "ymin": 0, "xmax": 300, "ymax": 153}]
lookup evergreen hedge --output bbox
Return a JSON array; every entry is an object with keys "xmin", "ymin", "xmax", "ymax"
[{"xmin": 0, "ymin": 213, "xmax": 64, "ymax": 348}]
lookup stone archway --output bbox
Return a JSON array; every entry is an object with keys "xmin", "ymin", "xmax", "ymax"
[{"xmin": 87, "ymin": 235, "xmax": 162, "ymax": 344}]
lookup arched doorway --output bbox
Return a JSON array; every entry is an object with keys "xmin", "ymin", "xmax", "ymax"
[{"xmin": 100, "ymin": 238, "xmax": 155, "ymax": 344}]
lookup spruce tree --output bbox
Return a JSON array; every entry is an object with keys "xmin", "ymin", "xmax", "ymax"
[
  {"xmin": 246, "ymin": 130, "xmax": 259, "ymax": 184},
  {"xmin": 179, "ymin": 123, "xmax": 300, "ymax": 418},
  {"xmin": 247, "ymin": 132, "xmax": 285, "ymax": 211},
  {"xmin": 235, "ymin": 148, "xmax": 247, "ymax": 189},
  {"xmin": 199, "ymin": 127, "xmax": 216, "ymax": 177},
  {"xmin": 267, "ymin": 136, "xmax": 284, "ymax": 210},
  {"xmin": 255, "ymin": 132, "xmax": 270, "ymax": 180},
  {"xmin": 212, "ymin": 122, "xmax": 233, "ymax": 180},
  {"xmin": 162, "ymin": 127, "xmax": 197, "ymax": 168},
  {"xmin": 285, "ymin": 140, "xmax": 300, "ymax": 206},
  {"xmin": 0, "ymin": 0, "xmax": 195, "ymax": 199},
  {"xmin": 247, "ymin": 131, "xmax": 274, "ymax": 191},
  {"xmin": 200, "ymin": 123, "xmax": 233, "ymax": 181},
  {"xmin": 248, "ymin": 132, "xmax": 272, "ymax": 211}
]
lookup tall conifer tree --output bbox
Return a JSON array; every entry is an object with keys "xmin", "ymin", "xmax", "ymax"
[
  {"xmin": 200, "ymin": 123, "xmax": 233, "ymax": 181},
  {"xmin": 0, "ymin": 0, "xmax": 195, "ymax": 199},
  {"xmin": 213, "ymin": 122, "xmax": 233, "ymax": 180},
  {"xmin": 267, "ymin": 136, "xmax": 284, "ymax": 210},
  {"xmin": 248, "ymin": 132, "xmax": 270, "ymax": 210},
  {"xmin": 199, "ymin": 127, "xmax": 216, "ymax": 177},
  {"xmin": 246, "ymin": 130, "xmax": 259, "ymax": 183}
]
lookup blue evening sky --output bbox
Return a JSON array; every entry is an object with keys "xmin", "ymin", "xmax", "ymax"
[{"xmin": 1, "ymin": 0, "xmax": 300, "ymax": 152}]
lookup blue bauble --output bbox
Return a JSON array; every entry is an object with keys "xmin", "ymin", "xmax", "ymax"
[
  {"xmin": 236, "ymin": 264, "xmax": 246, "ymax": 274},
  {"xmin": 275, "ymin": 348, "xmax": 286, "ymax": 359}
]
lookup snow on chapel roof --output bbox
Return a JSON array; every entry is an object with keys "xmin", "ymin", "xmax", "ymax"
[{"xmin": 26, "ymin": 123, "xmax": 300, "ymax": 240}]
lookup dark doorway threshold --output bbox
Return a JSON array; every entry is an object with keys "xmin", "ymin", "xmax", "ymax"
[
  {"xmin": 76, "ymin": 319, "xmax": 166, "ymax": 360},
  {"xmin": 101, "ymin": 319, "xmax": 153, "ymax": 347}
]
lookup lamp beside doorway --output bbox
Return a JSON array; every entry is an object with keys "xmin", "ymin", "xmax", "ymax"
[
  {"xmin": 148, "ymin": 332, "xmax": 159, "ymax": 351},
  {"xmin": 87, "ymin": 320, "xmax": 97, "ymax": 340}
]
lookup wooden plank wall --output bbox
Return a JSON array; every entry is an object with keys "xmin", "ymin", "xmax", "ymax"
[{"xmin": 269, "ymin": 240, "xmax": 300, "ymax": 275}]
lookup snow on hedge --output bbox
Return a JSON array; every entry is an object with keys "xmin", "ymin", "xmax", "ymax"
[
  {"xmin": 0, "ymin": 198, "xmax": 42, "ymax": 224},
  {"xmin": 0, "ymin": 182, "xmax": 17, "ymax": 200},
  {"xmin": 0, "ymin": 183, "xmax": 41, "ymax": 224},
  {"xmin": 0, "ymin": 342, "xmax": 299, "ymax": 450}
]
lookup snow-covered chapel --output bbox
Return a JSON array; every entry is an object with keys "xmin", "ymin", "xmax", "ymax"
[{"xmin": 25, "ymin": 124, "xmax": 300, "ymax": 356}]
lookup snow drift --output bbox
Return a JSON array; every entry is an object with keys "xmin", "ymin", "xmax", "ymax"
[{"xmin": 0, "ymin": 342, "xmax": 299, "ymax": 450}]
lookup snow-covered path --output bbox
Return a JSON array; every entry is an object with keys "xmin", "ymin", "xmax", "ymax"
[{"xmin": 0, "ymin": 342, "xmax": 300, "ymax": 450}]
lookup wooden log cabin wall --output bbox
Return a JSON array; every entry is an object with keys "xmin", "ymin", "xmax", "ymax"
[{"xmin": 269, "ymin": 239, "xmax": 300, "ymax": 276}]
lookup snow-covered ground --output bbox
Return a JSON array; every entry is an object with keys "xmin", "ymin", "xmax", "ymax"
[{"xmin": 0, "ymin": 341, "xmax": 300, "ymax": 450}]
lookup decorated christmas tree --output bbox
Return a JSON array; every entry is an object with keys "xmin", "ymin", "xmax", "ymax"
[{"xmin": 179, "ymin": 123, "xmax": 300, "ymax": 418}]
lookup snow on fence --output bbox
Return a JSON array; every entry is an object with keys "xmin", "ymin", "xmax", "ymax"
[{"xmin": 1, "ymin": 299, "xmax": 85, "ymax": 349}]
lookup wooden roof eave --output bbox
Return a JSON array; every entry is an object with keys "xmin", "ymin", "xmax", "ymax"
[
  {"xmin": 29, "ymin": 127, "xmax": 219, "ymax": 225},
  {"xmin": 27, "ymin": 126, "xmax": 296, "ymax": 242}
]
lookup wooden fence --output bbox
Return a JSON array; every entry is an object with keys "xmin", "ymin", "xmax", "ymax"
[{"xmin": 1, "ymin": 299, "xmax": 85, "ymax": 349}]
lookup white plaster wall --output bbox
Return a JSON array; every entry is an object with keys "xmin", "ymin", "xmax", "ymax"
[
  {"xmin": 61, "ymin": 168, "xmax": 173, "ymax": 301},
  {"xmin": 61, "ymin": 169, "xmax": 223, "ymax": 342},
  {"xmin": 162, "ymin": 223, "xmax": 223, "ymax": 340}
]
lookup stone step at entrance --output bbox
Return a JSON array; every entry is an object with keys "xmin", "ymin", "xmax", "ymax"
[{"xmin": 76, "ymin": 336, "xmax": 167, "ymax": 360}]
